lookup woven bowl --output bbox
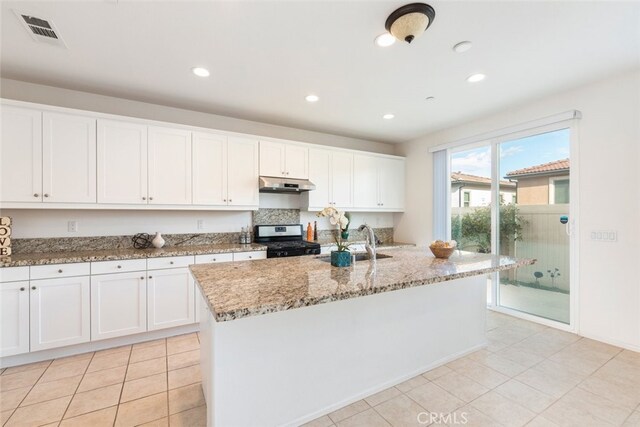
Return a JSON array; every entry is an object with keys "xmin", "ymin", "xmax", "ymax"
[{"xmin": 429, "ymin": 245, "xmax": 455, "ymax": 259}]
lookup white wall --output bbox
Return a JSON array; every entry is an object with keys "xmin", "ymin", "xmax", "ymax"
[
  {"xmin": 0, "ymin": 78, "xmax": 395, "ymax": 238},
  {"xmin": 394, "ymin": 69, "xmax": 640, "ymax": 350}
]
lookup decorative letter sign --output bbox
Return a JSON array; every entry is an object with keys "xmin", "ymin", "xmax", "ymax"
[{"xmin": 0, "ymin": 216, "xmax": 11, "ymax": 258}]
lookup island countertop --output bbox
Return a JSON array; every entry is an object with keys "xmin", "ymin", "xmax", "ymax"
[{"xmin": 190, "ymin": 246, "xmax": 535, "ymax": 322}]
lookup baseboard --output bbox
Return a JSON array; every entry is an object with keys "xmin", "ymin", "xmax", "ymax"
[
  {"xmin": 285, "ymin": 341, "xmax": 488, "ymax": 427},
  {"xmin": 577, "ymin": 331, "xmax": 640, "ymax": 353},
  {"xmin": 1, "ymin": 324, "xmax": 199, "ymax": 368}
]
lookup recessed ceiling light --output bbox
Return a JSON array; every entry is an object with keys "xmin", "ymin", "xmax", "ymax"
[
  {"xmin": 305, "ymin": 94, "xmax": 319, "ymax": 103},
  {"xmin": 374, "ymin": 32, "xmax": 396, "ymax": 47},
  {"xmin": 453, "ymin": 41, "xmax": 472, "ymax": 53},
  {"xmin": 466, "ymin": 73, "xmax": 486, "ymax": 83},
  {"xmin": 383, "ymin": 113, "xmax": 395, "ymax": 120},
  {"xmin": 192, "ymin": 67, "xmax": 210, "ymax": 77}
]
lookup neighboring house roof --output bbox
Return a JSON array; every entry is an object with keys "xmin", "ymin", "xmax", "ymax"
[
  {"xmin": 505, "ymin": 159, "xmax": 570, "ymax": 178},
  {"xmin": 451, "ymin": 172, "xmax": 515, "ymax": 188}
]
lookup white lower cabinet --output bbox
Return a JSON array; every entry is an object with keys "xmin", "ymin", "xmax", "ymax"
[
  {"xmin": 0, "ymin": 281, "xmax": 30, "ymax": 357},
  {"xmin": 30, "ymin": 276, "xmax": 91, "ymax": 352},
  {"xmin": 147, "ymin": 268, "xmax": 195, "ymax": 331},
  {"xmin": 91, "ymin": 272, "xmax": 147, "ymax": 341}
]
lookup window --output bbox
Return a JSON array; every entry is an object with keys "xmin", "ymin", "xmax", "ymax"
[
  {"xmin": 550, "ymin": 178, "xmax": 570, "ymax": 204},
  {"xmin": 463, "ymin": 191, "xmax": 470, "ymax": 207}
]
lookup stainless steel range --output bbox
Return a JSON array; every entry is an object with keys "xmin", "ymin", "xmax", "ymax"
[{"xmin": 254, "ymin": 224, "xmax": 321, "ymax": 258}]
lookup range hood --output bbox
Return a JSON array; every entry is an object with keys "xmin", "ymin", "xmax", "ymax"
[{"xmin": 259, "ymin": 176, "xmax": 316, "ymax": 193}]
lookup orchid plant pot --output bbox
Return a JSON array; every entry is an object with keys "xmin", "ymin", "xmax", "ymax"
[{"xmin": 331, "ymin": 250, "xmax": 352, "ymax": 267}]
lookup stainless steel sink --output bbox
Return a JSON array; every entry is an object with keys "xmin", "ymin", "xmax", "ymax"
[{"xmin": 318, "ymin": 253, "xmax": 393, "ymax": 262}]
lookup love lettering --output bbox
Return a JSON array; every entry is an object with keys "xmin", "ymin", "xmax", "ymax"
[{"xmin": 0, "ymin": 217, "xmax": 12, "ymax": 258}]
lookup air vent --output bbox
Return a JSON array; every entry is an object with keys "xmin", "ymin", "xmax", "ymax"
[{"xmin": 14, "ymin": 10, "xmax": 67, "ymax": 48}]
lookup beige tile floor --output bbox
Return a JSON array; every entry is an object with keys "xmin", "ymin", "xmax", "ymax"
[
  {"xmin": 2, "ymin": 312, "xmax": 640, "ymax": 427},
  {"xmin": 1, "ymin": 333, "xmax": 204, "ymax": 426}
]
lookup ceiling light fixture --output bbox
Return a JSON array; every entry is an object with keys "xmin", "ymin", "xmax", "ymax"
[
  {"xmin": 383, "ymin": 113, "xmax": 395, "ymax": 120},
  {"xmin": 385, "ymin": 3, "xmax": 436, "ymax": 44},
  {"xmin": 374, "ymin": 32, "xmax": 396, "ymax": 47},
  {"xmin": 466, "ymin": 73, "xmax": 486, "ymax": 83},
  {"xmin": 305, "ymin": 94, "xmax": 319, "ymax": 103},
  {"xmin": 192, "ymin": 67, "xmax": 210, "ymax": 77},
  {"xmin": 453, "ymin": 41, "xmax": 472, "ymax": 53}
]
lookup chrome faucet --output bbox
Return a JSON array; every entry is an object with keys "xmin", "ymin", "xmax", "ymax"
[{"xmin": 358, "ymin": 223, "xmax": 376, "ymax": 260}]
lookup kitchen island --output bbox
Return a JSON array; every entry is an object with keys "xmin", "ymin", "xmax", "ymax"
[{"xmin": 190, "ymin": 247, "xmax": 534, "ymax": 427}]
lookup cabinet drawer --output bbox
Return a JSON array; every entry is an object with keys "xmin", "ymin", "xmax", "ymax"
[
  {"xmin": 147, "ymin": 255, "xmax": 195, "ymax": 270},
  {"xmin": 91, "ymin": 259, "xmax": 147, "ymax": 275},
  {"xmin": 233, "ymin": 251, "xmax": 266, "ymax": 261},
  {"xmin": 0, "ymin": 266, "xmax": 29, "ymax": 283},
  {"xmin": 30, "ymin": 262, "xmax": 90, "ymax": 280},
  {"xmin": 194, "ymin": 253, "xmax": 234, "ymax": 264}
]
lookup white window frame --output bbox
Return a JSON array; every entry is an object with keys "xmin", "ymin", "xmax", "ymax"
[
  {"xmin": 444, "ymin": 118, "xmax": 580, "ymax": 332},
  {"xmin": 549, "ymin": 176, "xmax": 570, "ymax": 205}
]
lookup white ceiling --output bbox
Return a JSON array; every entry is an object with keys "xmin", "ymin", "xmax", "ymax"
[{"xmin": 1, "ymin": 1, "xmax": 639, "ymax": 144}]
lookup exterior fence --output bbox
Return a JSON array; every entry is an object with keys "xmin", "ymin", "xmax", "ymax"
[{"xmin": 452, "ymin": 204, "xmax": 569, "ymax": 292}]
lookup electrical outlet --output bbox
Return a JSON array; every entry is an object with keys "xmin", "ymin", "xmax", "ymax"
[
  {"xmin": 68, "ymin": 220, "xmax": 78, "ymax": 233},
  {"xmin": 197, "ymin": 219, "xmax": 204, "ymax": 230}
]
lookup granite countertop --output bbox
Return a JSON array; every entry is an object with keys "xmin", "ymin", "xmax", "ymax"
[
  {"xmin": 318, "ymin": 241, "xmax": 414, "ymax": 249},
  {"xmin": 190, "ymin": 247, "xmax": 535, "ymax": 322},
  {"xmin": 0, "ymin": 243, "xmax": 267, "ymax": 268}
]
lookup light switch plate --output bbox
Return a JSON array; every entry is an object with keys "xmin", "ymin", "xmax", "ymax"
[{"xmin": 591, "ymin": 230, "xmax": 617, "ymax": 242}]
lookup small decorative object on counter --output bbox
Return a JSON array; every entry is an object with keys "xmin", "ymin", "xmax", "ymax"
[
  {"xmin": 429, "ymin": 240, "xmax": 457, "ymax": 259},
  {"xmin": 0, "ymin": 216, "xmax": 12, "ymax": 258},
  {"xmin": 306, "ymin": 222, "xmax": 313, "ymax": 241},
  {"xmin": 240, "ymin": 227, "xmax": 251, "ymax": 244},
  {"xmin": 132, "ymin": 233, "xmax": 152, "ymax": 249},
  {"xmin": 313, "ymin": 221, "xmax": 318, "ymax": 241},
  {"xmin": 151, "ymin": 232, "xmax": 165, "ymax": 249},
  {"xmin": 317, "ymin": 206, "xmax": 352, "ymax": 267}
]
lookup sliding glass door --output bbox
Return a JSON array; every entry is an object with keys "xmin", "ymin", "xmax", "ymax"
[{"xmin": 449, "ymin": 125, "xmax": 574, "ymax": 325}]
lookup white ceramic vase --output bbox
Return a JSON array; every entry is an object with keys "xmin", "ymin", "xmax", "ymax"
[{"xmin": 151, "ymin": 232, "xmax": 165, "ymax": 249}]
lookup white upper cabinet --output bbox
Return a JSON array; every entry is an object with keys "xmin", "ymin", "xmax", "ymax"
[
  {"xmin": 353, "ymin": 154, "xmax": 379, "ymax": 209},
  {"xmin": 192, "ymin": 131, "xmax": 227, "ymax": 206},
  {"xmin": 259, "ymin": 140, "xmax": 309, "ymax": 179},
  {"xmin": 378, "ymin": 157, "xmax": 405, "ymax": 211},
  {"xmin": 148, "ymin": 126, "xmax": 192, "ymax": 205},
  {"xmin": 305, "ymin": 149, "xmax": 353, "ymax": 210},
  {"xmin": 330, "ymin": 151, "xmax": 354, "ymax": 209},
  {"xmin": 307, "ymin": 148, "xmax": 331, "ymax": 209},
  {"xmin": 42, "ymin": 112, "xmax": 97, "ymax": 203},
  {"xmin": 228, "ymin": 136, "xmax": 259, "ymax": 207},
  {"xmin": 97, "ymin": 120, "xmax": 148, "ymax": 204},
  {"xmin": 0, "ymin": 106, "xmax": 42, "ymax": 203}
]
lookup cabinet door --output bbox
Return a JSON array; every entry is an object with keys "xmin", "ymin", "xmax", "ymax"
[
  {"xmin": 259, "ymin": 141, "xmax": 285, "ymax": 177},
  {"xmin": 148, "ymin": 126, "xmax": 192, "ymax": 205},
  {"xmin": 284, "ymin": 144, "xmax": 309, "ymax": 179},
  {"xmin": 352, "ymin": 154, "xmax": 379, "ymax": 209},
  {"xmin": 42, "ymin": 112, "xmax": 97, "ymax": 203},
  {"xmin": 30, "ymin": 276, "xmax": 91, "ymax": 351},
  {"xmin": 193, "ymin": 132, "xmax": 227, "ymax": 205},
  {"xmin": 97, "ymin": 120, "xmax": 148, "ymax": 204},
  {"xmin": 91, "ymin": 272, "xmax": 147, "ymax": 341},
  {"xmin": 0, "ymin": 281, "xmax": 30, "ymax": 357},
  {"xmin": 307, "ymin": 148, "xmax": 331, "ymax": 209},
  {"xmin": 147, "ymin": 268, "xmax": 195, "ymax": 330},
  {"xmin": 0, "ymin": 106, "xmax": 42, "ymax": 202},
  {"xmin": 378, "ymin": 157, "xmax": 405, "ymax": 211},
  {"xmin": 330, "ymin": 152, "xmax": 354, "ymax": 208},
  {"xmin": 227, "ymin": 137, "xmax": 259, "ymax": 207}
]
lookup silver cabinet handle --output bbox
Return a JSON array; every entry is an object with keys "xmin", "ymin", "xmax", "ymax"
[
  {"xmin": 117, "ymin": 265, "xmax": 122, "ymax": 269},
  {"xmin": 212, "ymin": 258, "xmax": 217, "ymax": 262},
  {"xmin": 148, "ymin": 276, "xmax": 153, "ymax": 279},
  {"xmin": 248, "ymin": 256, "xmax": 252, "ymax": 259},
  {"xmin": 149, "ymin": 197, "xmax": 154, "ymax": 201},
  {"xmin": 31, "ymin": 286, "xmax": 36, "ymax": 290},
  {"xmin": 34, "ymin": 193, "xmax": 39, "ymax": 197},
  {"xmin": 20, "ymin": 287, "xmax": 25, "ymax": 291},
  {"xmin": 58, "ymin": 269, "xmax": 63, "ymax": 273},
  {"xmin": 142, "ymin": 197, "xmax": 146, "ymax": 200},
  {"xmin": 282, "ymin": 171, "xmax": 286, "ymax": 175},
  {"xmin": 223, "ymin": 199, "xmax": 227, "ymax": 202},
  {"xmin": 44, "ymin": 194, "xmax": 49, "ymax": 198},
  {"xmin": 169, "ymin": 261, "xmax": 174, "ymax": 264},
  {"xmin": 140, "ymin": 276, "xmax": 145, "ymax": 280},
  {"xmin": 229, "ymin": 199, "xmax": 232, "ymax": 203}
]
